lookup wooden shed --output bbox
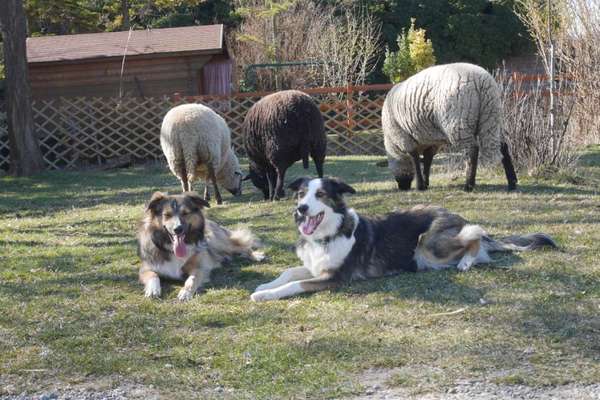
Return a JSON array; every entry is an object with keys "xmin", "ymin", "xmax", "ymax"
[{"xmin": 26, "ymin": 24, "xmax": 232, "ymax": 99}]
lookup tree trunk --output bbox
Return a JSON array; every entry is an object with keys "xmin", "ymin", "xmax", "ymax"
[
  {"xmin": 0, "ymin": 0, "xmax": 45, "ymax": 176},
  {"xmin": 121, "ymin": 0, "xmax": 130, "ymax": 30}
]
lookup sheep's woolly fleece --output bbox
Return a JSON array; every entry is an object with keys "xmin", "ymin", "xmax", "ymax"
[
  {"xmin": 383, "ymin": 63, "xmax": 503, "ymax": 173},
  {"xmin": 160, "ymin": 103, "xmax": 241, "ymax": 190},
  {"xmin": 242, "ymin": 89, "xmax": 326, "ymax": 198}
]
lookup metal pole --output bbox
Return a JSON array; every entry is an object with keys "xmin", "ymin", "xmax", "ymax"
[{"xmin": 272, "ymin": 11, "xmax": 279, "ymax": 90}]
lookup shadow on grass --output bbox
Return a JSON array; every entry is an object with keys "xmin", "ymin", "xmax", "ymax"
[
  {"xmin": 0, "ymin": 168, "xmax": 270, "ymax": 218},
  {"xmin": 517, "ymin": 299, "xmax": 600, "ymax": 358},
  {"xmin": 0, "ymin": 167, "xmax": 169, "ymax": 217},
  {"xmin": 471, "ymin": 183, "xmax": 598, "ymax": 196},
  {"xmin": 343, "ymin": 256, "xmax": 522, "ymax": 305},
  {"xmin": 577, "ymin": 145, "xmax": 600, "ymax": 167},
  {"xmin": 0, "ymin": 273, "xmax": 134, "ymax": 301},
  {"xmin": 495, "ymin": 267, "xmax": 600, "ymax": 360},
  {"xmin": 0, "ymin": 239, "xmax": 48, "ymax": 247},
  {"xmin": 2, "ymin": 152, "xmax": 597, "ymax": 218},
  {"xmin": 1, "ymin": 253, "xmax": 273, "ymax": 302}
]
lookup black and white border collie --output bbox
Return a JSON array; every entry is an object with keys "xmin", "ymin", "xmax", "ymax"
[{"xmin": 250, "ymin": 177, "xmax": 556, "ymax": 301}]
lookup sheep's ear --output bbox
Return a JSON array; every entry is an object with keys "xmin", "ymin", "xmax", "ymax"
[
  {"xmin": 184, "ymin": 192, "xmax": 210, "ymax": 209},
  {"xmin": 287, "ymin": 177, "xmax": 310, "ymax": 192},
  {"xmin": 147, "ymin": 191, "xmax": 166, "ymax": 214}
]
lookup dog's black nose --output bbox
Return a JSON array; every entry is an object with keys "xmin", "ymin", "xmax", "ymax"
[
  {"xmin": 297, "ymin": 204, "xmax": 309, "ymax": 214},
  {"xmin": 173, "ymin": 225, "xmax": 184, "ymax": 235}
]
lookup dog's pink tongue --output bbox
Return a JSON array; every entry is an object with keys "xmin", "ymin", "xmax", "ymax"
[
  {"xmin": 302, "ymin": 217, "xmax": 316, "ymax": 235},
  {"xmin": 173, "ymin": 235, "xmax": 187, "ymax": 258}
]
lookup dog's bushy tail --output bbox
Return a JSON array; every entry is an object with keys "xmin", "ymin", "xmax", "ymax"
[
  {"xmin": 457, "ymin": 225, "xmax": 487, "ymax": 244},
  {"xmin": 229, "ymin": 226, "xmax": 260, "ymax": 250},
  {"xmin": 482, "ymin": 233, "xmax": 557, "ymax": 252}
]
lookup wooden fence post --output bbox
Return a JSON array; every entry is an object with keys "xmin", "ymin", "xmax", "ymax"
[{"xmin": 346, "ymin": 84, "xmax": 354, "ymax": 135}]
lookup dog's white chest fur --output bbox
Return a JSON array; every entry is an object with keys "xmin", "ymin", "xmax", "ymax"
[
  {"xmin": 297, "ymin": 236, "xmax": 356, "ymax": 277},
  {"xmin": 151, "ymin": 244, "xmax": 198, "ymax": 281},
  {"xmin": 297, "ymin": 210, "xmax": 358, "ymax": 277}
]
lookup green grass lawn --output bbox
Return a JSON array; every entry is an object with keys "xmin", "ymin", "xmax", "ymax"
[{"xmin": 1, "ymin": 147, "xmax": 599, "ymax": 398}]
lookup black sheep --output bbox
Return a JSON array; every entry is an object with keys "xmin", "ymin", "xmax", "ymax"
[{"xmin": 242, "ymin": 90, "xmax": 327, "ymax": 200}]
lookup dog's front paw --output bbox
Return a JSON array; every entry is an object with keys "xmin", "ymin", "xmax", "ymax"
[
  {"xmin": 144, "ymin": 279, "xmax": 161, "ymax": 298},
  {"xmin": 251, "ymin": 250, "xmax": 266, "ymax": 262},
  {"xmin": 250, "ymin": 290, "xmax": 276, "ymax": 302},
  {"xmin": 457, "ymin": 255, "xmax": 475, "ymax": 272},
  {"xmin": 177, "ymin": 288, "xmax": 194, "ymax": 301},
  {"xmin": 254, "ymin": 282, "xmax": 273, "ymax": 293}
]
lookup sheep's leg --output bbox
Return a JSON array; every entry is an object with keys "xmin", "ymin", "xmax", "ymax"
[
  {"xmin": 500, "ymin": 142, "xmax": 518, "ymax": 191},
  {"xmin": 207, "ymin": 165, "xmax": 223, "ymax": 205},
  {"xmin": 315, "ymin": 161, "xmax": 324, "ymax": 178},
  {"xmin": 421, "ymin": 147, "xmax": 436, "ymax": 189},
  {"xmin": 273, "ymin": 168, "xmax": 286, "ymax": 201},
  {"xmin": 266, "ymin": 174, "xmax": 273, "ymax": 201},
  {"xmin": 410, "ymin": 151, "xmax": 426, "ymax": 191},
  {"xmin": 313, "ymin": 154, "xmax": 325, "ymax": 178},
  {"xmin": 464, "ymin": 143, "xmax": 479, "ymax": 192},
  {"xmin": 180, "ymin": 177, "xmax": 189, "ymax": 192},
  {"xmin": 266, "ymin": 170, "xmax": 277, "ymax": 201},
  {"xmin": 179, "ymin": 164, "xmax": 190, "ymax": 192},
  {"xmin": 203, "ymin": 184, "xmax": 211, "ymax": 202}
]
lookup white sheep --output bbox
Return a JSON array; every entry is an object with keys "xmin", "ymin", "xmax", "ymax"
[
  {"xmin": 382, "ymin": 62, "xmax": 517, "ymax": 191},
  {"xmin": 160, "ymin": 103, "xmax": 243, "ymax": 204}
]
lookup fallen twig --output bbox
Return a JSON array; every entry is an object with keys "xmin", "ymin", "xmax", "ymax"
[{"xmin": 428, "ymin": 307, "xmax": 468, "ymax": 317}]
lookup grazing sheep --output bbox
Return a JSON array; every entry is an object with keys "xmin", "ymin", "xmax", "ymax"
[
  {"xmin": 242, "ymin": 90, "xmax": 327, "ymax": 200},
  {"xmin": 382, "ymin": 62, "xmax": 517, "ymax": 192},
  {"xmin": 160, "ymin": 103, "xmax": 243, "ymax": 205}
]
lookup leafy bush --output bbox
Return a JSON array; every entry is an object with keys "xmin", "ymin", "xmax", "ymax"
[{"xmin": 382, "ymin": 19, "xmax": 435, "ymax": 83}]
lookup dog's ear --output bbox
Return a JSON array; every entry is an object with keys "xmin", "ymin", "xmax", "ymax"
[
  {"xmin": 330, "ymin": 179, "xmax": 356, "ymax": 195},
  {"xmin": 185, "ymin": 192, "xmax": 210, "ymax": 209},
  {"xmin": 147, "ymin": 191, "xmax": 166, "ymax": 214},
  {"xmin": 287, "ymin": 177, "xmax": 310, "ymax": 192}
]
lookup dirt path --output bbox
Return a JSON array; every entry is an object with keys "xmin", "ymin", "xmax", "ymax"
[
  {"xmin": 349, "ymin": 368, "xmax": 600, "ymax": 400},
  {"xmin": 350, "ymin": 382, "xmax": 600, "ymax": 400}
]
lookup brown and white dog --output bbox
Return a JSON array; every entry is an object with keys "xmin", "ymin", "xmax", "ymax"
[
  {"xmin": 138, "ymin": 191, "xmax": 264, "ymax": 300},
  {"xmin": 250, "ymin": 177, "xmax": 556, "ymax": 301}
]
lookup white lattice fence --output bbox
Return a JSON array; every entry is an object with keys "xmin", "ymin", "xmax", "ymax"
[
  {"xmin": 58, "ymin": 97, "xmax": 173, "ymax": 164},
  {"xmin": 161, "ymin": 85, "xmax": 390, "ymax": 157},
  {"xmin": 0, "ymin": 84, "xmax": 391, "ymax": 171}
]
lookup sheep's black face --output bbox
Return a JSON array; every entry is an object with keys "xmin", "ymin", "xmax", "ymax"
[{"xmin": 246, "ymin": 168, "xmax": 269, "ymax": 200}]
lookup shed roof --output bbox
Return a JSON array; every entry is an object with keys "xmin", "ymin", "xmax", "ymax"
[{"xmin": 27, "ymin": 24, "xmax": 224, "ymax": 64}]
